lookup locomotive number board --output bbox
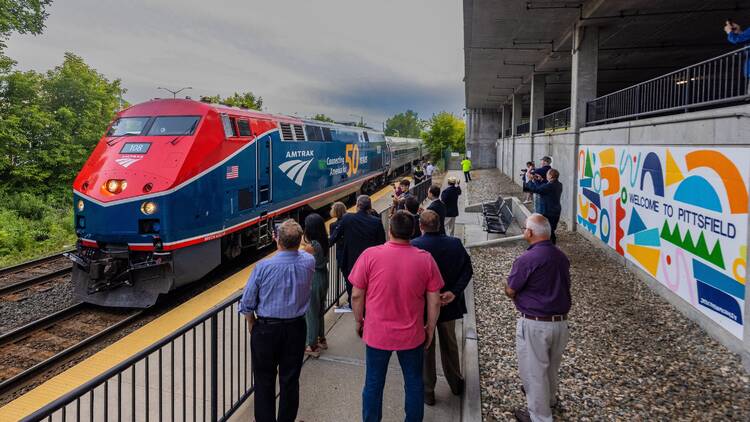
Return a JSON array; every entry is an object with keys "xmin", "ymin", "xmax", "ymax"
[{"xmin": 120, "ymin": 142, "xmax": 151, "ymax": 154}]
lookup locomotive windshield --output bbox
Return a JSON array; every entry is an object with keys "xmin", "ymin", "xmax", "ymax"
[
  {"xmin": 147, "ymin": 116, "xmax": 200, "ymax": 136},
  {"xmin": 107, "ymin": 117, "xmax": 150, "ymax": 136}
]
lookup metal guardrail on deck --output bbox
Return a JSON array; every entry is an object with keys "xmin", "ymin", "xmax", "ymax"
[
  {"xmin": 537, "ymin": 107, "xmax": 571, "ymax": 132},
  {"xmin": 516, "ymin": 122, "xmax": 530, "ymax": 135},
  {"xmin": 586, "ymin": 46, "xmax": 750, "ymax": 125}
]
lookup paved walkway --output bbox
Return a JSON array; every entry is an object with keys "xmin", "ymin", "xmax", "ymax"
[{"xmin": 230, "ymin": 173, "xmax": 474, "ymax": 421}]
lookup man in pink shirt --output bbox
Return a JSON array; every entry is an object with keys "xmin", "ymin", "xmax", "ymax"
[{"xmin": 350, "ymin": 210, "xmax": 444, "ymax": 422}]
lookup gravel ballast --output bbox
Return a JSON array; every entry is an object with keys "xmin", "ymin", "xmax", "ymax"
[{"xmin": 467, "ymin": 169, "xmax": 750, "ymax": 421}]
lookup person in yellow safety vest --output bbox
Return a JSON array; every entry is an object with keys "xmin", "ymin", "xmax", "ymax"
[{"xmin": 461, "ymin": 157, "xmax": 472, "ymax": 182}]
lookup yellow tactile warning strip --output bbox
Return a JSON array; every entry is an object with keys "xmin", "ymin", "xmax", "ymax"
[{"xmin": 0, "ymin": 183, "xmax": 397, "ymax": 420}]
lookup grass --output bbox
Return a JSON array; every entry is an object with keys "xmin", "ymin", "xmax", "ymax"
[{"xmin": 0, "ymin": 191, "xmax": 77, "ymax": 268}]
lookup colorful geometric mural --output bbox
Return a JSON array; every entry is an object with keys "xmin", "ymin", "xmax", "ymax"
[{"xmin": 577, "ymin": 147, "xmax": 749, "ymax": 339}]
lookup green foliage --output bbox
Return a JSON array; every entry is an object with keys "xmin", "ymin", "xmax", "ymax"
[
  {"xmin": 0, "ymin": 52, "xmax": 122, "ymax": 266},
  {"xmin": 421, "ymin": 112, "xmax": 465, "ymax": 158},
  {"xmin": 0, "ymin": 52, "xmax": 124, "ymax": 195},
  {"xmin": 0, "ymin": 0, "xmax": 52, "ymax": 51},
  {"xmin": 202, "ymin": 92, "xmax": 263, "ymax": 110},
  {"xmin": 385, "ymin": 110, "xmax": 423, "ymax": 138},
  {"xmin": 0, "ymin": 190, "xmax": 75, "ymax": 267},
  {"xmin": 311, "ymin": 113, "xmax": 334, "ymax": 123}
]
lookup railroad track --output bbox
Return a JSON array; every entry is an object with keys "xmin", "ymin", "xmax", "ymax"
[
  {"xmin": 0, "ymin": 252, "xmax": 73, "ymax": 299},
  {"xmin": 0, "ymin": 302, "xmax": 144, "ymax": 395}
]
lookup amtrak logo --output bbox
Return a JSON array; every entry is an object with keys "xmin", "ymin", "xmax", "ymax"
[
  {"xmin": 279, "ymin": 158, "xmax": 314, "ymax": 186},
  {"xmin": 115, "ymin": 157, "xmax": 141, "ymax": 168}
]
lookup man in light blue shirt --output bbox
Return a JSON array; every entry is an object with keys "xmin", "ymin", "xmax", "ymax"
[{"xmin": 239, "ymin": 219, "xmax": 314, "ymax": 422}]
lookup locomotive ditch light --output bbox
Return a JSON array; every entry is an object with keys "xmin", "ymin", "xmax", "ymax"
[
  {"xmin": 105, "ymin": 179, "xmax": 127, "ymax": 194},
  {"xmin": 141, "ymin": 201, "xmax": 157, "ymax": 215},
  {"xmin": 77, "ymin": 200, "xmax": 85, "ymax": 212}
]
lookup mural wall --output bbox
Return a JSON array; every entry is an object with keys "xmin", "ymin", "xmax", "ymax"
[{"xmin": 577, "ymin": 146, "xmax": 748, "ymax": 339}]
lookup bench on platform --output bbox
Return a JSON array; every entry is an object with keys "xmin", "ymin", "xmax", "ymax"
[{"xmin": 481, "ymin": 196, "xmax": 513, "ymax": 234}]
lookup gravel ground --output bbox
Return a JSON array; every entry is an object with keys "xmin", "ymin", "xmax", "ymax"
[
  {"xmin": 467, "ymin": 169, "xmax": 750, "ymax": 421},
  {"xmin": 0, "ymin": 280, "xmax": 77, "ymax": 334}
]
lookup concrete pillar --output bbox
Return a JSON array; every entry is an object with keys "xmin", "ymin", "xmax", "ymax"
[
  {"xmin": 511, "ymin": 94, "xmax": 523, "ymax": 136},
  {"xmin": 530, "ymin": 73, "xmax": 546, "ymax": 133},
  {"xmin": 464, "ymin": 108, "xmax": 501, "ymax": 169},
  {"xmin": 570, "ymin": 24, "xmax": 599, "ymax": 232},
  {"xmin": 501, "ymin": 104, "xmax": 512, "ymax": 138},
  {"xmin": 570, "ymin": 25, "xmax": 598, "ymax": 131}
]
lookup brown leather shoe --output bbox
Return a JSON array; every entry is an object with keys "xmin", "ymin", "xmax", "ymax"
[
  {"xmin": 424, "ymin": 392, "xmax": 436, "ymax": 406},
  {"xmin": 513, "ymin": 408, "xmax": 531, "ymax": 422}
]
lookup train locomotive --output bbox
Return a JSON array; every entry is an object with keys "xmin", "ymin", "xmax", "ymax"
[{"xmin": 69, "ymin": 99, "xmax": 426, "ymax": 307}]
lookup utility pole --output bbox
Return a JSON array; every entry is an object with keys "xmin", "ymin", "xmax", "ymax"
[{"xmin": 157, "ymin": 86, "xmax": 193, "ymax": 99}]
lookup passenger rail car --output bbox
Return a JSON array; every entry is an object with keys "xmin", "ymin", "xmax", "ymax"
[{"xmin": 69, "ymin": 99, "xmax": 425, "ymax": 307}]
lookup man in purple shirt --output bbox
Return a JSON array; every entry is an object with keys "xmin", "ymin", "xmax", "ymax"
[{"xmin": 504, "ymin": 213, "xmax": 571, "ymax": 422}]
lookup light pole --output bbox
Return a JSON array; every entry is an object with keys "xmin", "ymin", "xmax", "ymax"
[
  {"xmin": 349, "ymin": 113, "xmax": 365, "ymax": 127},
  {"xmin": 157, "ymin": 86, "xmax": 193, "ymax": 99}
]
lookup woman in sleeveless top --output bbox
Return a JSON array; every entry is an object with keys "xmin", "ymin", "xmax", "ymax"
[{"xmin": 302, "ymin": 213, "xmax": 329, "ymax": 357}]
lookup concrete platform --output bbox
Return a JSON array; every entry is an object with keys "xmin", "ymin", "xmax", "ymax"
[{"xmin": 229, "ymin": 312, "xmax": 463, "ymax": 422}]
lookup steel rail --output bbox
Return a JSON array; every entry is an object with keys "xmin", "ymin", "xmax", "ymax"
[
  {"xmin": 0, "ymin": 266, "xmax": 72, "ymax": 297},
  {"xmin": 0, "ymin": 303, "xmax": 145, "ymax": 396},
  {"xmin": 0, "ymin": 251, "xmax": 71, "ymax": 278}
]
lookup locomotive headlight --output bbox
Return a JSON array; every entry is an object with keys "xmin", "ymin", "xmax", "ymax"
[
  {"xmin": 141, "ymin": 201, "xmax": 157, "ymax": 215},
  {"xmin": 105, "ymin": 179, "xmax": 127, "ymax": 194},
  {"xmin": 77, "ymin": 200, "xmax": 85, "ymax": 212},
  {"xmin": 106, "ymin": 179, "xmax": 120, "ymax": 193}
]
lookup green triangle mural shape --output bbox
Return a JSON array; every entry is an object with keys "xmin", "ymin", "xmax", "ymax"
[
  {"xmin": 708, "ymin": 242, "xmax": 725, "ymax": 269},
  {"xmin": 659, "ymin": 221, "xmax": 725, "ymax": 269},
  {"xmin": 585, "ymin": 149, "xmax": 593, "ymax": 178}
]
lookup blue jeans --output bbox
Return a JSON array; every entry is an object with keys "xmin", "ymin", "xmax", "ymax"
[{"xmin": 363, "ymin": 344, "xmax": 424, "ymax": 422}]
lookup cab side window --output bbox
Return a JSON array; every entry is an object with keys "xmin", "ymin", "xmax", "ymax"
[
  {"xmin": 237, "ymin": 119, "xmax": 252, "ymax": 137},
  {"xmin": 222, "ymin": 114, "xmax": 238, "ymax": 138}
]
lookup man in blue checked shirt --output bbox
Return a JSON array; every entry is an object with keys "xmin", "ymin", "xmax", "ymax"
[
  {"xmin": 726, "ymin": 19, "xmax": 750, "ymax": 92},
  {"xmin": 239, "ymin": 219, "xmax": 315, "ymax": 422}
]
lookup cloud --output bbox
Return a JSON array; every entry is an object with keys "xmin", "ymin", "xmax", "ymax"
[{"xmin": 4, "ymin": 0, "xmax": 464, "ymax": 125}]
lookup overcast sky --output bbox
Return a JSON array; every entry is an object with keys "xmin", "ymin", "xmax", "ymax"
[{"xmin": 5, "ymin": 0, "xmax": 464, "ymax": 127}]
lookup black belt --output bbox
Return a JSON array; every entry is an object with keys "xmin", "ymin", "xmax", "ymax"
[
  {"xmin": 522, "ymin": 313, "xmax": 567, "ymax": 322},
  {"xmin": 256, "ymin": 315, "xmax": 305, "ymax": 325}
]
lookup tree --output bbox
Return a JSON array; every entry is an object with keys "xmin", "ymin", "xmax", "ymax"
[
  {"xmin": 0, "ymin": 53, "xmax": 125, "ymax": 194},
  {"xmin": 421, "ymin": 112, "xmax": 465, "ymax": 158},
  {"xmin": 0, "ymin": 0, "xmax": 52, "ymax": 51},
  {"xmin": 200, "ymin": 91, "xmax": 263, "ymax": 110},
  {"xmin": 385, "ymin": 110, "xmax": 423, "ymax": 138},
  {"xmin": 311, "ymin": 113, "xmax": 334, "ymax": 123}
]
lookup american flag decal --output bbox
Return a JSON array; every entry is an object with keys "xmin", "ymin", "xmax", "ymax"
[{"xmin": 226, "ymin": 165, "xmax": 239, "ymax": 179}]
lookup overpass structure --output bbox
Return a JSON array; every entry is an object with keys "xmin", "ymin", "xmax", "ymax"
[{"xmin": 464, "ymin": 0, "xmax": 750, "ymax": 369}]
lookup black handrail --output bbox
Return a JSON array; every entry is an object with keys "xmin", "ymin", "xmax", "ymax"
[
  {"xmin": 26, "ymin": 249, "xmax": 349, "ymax": 422},
  {"xmin": 586, "ymin": 45, "xmax": 750, "ymax": 125}
]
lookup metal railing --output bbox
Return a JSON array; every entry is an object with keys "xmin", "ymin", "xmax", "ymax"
[
  {"xmin": 516, "ymin": 122, "xmax": 530, "ymax": 135},
  {"xmin": 586, "ymin": 46, "xmax": 750, "ymax": 125},
  {"xmin": 503, "ymin": 128, "xmax": 511, "ymax": 138},
  {"xmin": 537, "ymin": 107, "xmax": 571, "ymax": 132},
  {"xmin": 27, "ymin": 246, "xmax": 349, "ymax": 422}
]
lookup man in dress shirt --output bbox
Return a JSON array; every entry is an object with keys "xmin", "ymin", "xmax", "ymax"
[
  {"xmin": 504, "ymin": 214, "xmax": 571, "ymax": 422},
  {"xmin": 426, "ymin": 184, "xmax": 447, "ymax": 235},
  {"xmin": 411, "ymin": 210, "xmax": 473, "ymax": 405},
  {"xmin": 239, "ymin": 219, "xmax": 315, "ymax": 422}
]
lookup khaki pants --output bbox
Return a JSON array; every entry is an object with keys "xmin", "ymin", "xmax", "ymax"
[
  {"xmin": 516, "ymin": 318, "xmax": 569, "ymax": 422},
  {"xmin": 444, "ymin": 217, "xmax": 456, "ymax": 237},
  {"xmin": 423, "ymin": 320, "xmax": 463, "ymax": 395}
]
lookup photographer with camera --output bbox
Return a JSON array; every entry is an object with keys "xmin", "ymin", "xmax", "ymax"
[
  {"xmin": 525, "ymin": 169, "xmax": 563, "ymax": 244},
  {"xmin": 725, "ymin": 19, "xmax": 750, "ymax": 93},
  {"xmin": 520, "ymin": 161, "xmax": 535, "ymax": 204}
]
